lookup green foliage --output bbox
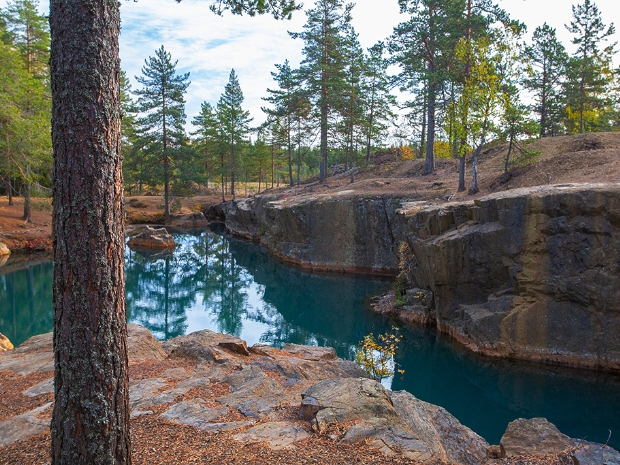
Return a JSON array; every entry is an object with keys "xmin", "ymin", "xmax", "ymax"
[
  {"xmin": 134, "ymin": 45, "xmax": 191, "ymax": 216},
  {"xmin": 355, "ymin": 328, "xmax": 404, "ymax": 381}
]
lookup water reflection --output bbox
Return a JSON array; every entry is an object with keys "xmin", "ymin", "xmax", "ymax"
[{"xmin": 124, "ymin": 231, "xmax": 391, "ymax": 353}]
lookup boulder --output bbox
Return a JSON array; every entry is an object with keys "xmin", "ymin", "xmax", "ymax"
[
  {"xmin": 391, "ymin": 391, "xmax": 489, "ymax": 465},
  {"xmin": 500, "ymin": 418, "xmax": 574, "ymax": 457},
  {"xmin": 300, "ymin": 377, "xmax": 398, "ymax": 432},
  {"xmin": 162, "ymin": 329, "xmax": 249, "ymax": 357},
  {"xmin": 341, "ymin": 417, "xmax": 433, "ymax": 461},
  {"xmin": 0, "ymin": 332, "xmax": 13, "ymax": 351},
  {"xmin": 168, "ymin": 212, "xmax": 209, "ymax": 229},
  {"xmin": 127, "ymin": 323, "xmax": 167, "ymax": 361},
  {"xmin": 0, "ymin": 241, "xmax": 10, "ymax": 257},
  {"xmin": 0, "ymin": 333, "xmax": 53, "ymax": 375},
  {"xmin": 160, "ymin": 399, "xmax": 229, "ymax": 429},
  {"xmin": 127, "ymin": 226, "xmax": 175, "ymax": 250},
  {"xmin": 217, "ymin": 365, "xmax": 287, "ymax": 418},
  {"xmin": 572, "ymin": 442, "xmax": 620, "ymax": 465}
]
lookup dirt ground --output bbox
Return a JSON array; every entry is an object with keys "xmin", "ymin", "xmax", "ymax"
[{"xmin": 1, "ymin": 131, "xmax": 619, "ymax": 255}]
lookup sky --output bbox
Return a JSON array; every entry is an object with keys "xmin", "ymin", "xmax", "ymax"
[{"xmin": 3, "ymin": 0, "xmax": 620, "ymax": 129}]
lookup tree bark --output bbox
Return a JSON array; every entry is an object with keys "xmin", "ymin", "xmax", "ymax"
[{"xmin": 50, "ymin": 1, "xmax": 130, "ymax": 464}]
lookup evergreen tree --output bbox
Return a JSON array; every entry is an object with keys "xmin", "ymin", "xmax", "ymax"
[
  {"xmin": 217, "ymin": 69, "xmax": 252, "ymax": 200},
  {"xmin": 522, "ymin": 24, "xmax": 569, "ymax": 137},
  {"xmin": 360, "ymin": 42, "xmax": 396, "ymax": 163},
  {"xmin": 391, "ymin": 0, "xmax": 462, "ymax": 175},
  {"xmin": 0, "ymin": 0, "xmax": 51, "ymax": 220},
  {"xmin": 1, "ymin": 0, "xmax": 49, "ymax": 79},
  {"xmin": 262, "ymin": 60, "xmax": 301, "ymax": 186},
  {"xmin": 290, "ymin": 0, "xmax": 353, "ymax": 182},
  {"xmin": 134, "ymin": 45, "xmax": 190, "ymax": 217},
  {"xmin": 191, "ymin": 101, "xmax": 220, "ymax": 191},
  {"xmin": 564, "ymin": 0, "xmax": 616, "ymax": 134}
]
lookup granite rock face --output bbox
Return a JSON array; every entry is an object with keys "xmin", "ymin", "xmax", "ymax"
[
  {"xmin": 224, "ymin": 195, "xmax": 404, "ymax": 275},
  {"xmin": 398, "ymin": 184, "xmax": 620, "ymax": 370}
]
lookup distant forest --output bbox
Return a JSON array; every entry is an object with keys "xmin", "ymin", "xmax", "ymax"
[{"xmin": 1, "ymin": 0, "xmax": 618, "ymax": 215}]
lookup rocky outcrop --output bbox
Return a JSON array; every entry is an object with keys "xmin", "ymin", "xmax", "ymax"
[
  {"xmin": 396, "ymin": 184, "xmax": 620, "ymax": 370},
  {"xmin": 498, "ymin": 418, "xmax": 620, "ymax": 464},
  {"xmin": 1, "ymin": 324, "xmax": 619, "ymax": 463},
  {"xmin": 223, "ymin": 195, "xmax": 405, "ymax": 275},
  {"xmin": 127, "ymin": 226, "xmax": 175, "ymax": 250}
]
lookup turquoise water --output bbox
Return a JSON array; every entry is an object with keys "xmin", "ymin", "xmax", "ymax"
[{"xmin": 1, "ymin": 230, "xmax": 619, "ymax": 449}]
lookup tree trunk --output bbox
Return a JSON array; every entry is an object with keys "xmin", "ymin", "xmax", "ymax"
[
  {"xmin": 424, "ymin": 71, "xmax": 436, "ymax": 175},
  {"xmin": 458, "ymin": 155, "xmax": 466, "ymax": 192},
  {"xmin": 50, "ymin": 1, "xmax": 130, "ymax": 464},
  {"xmin": 23, "ymin": 180, "xmax": 31, "ymax": 222}
]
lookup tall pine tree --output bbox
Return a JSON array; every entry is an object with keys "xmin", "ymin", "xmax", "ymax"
[
  {"xmin": 522, "ymin": 24, "xmax": 568, "ymax": 137},
  {"xmin": 134, "ymin": 45, "xmax": 190, "ymax": 217},
  {"xmin": 217, "ymin": 69, "xmax": 252, "ymax": 200},
  {"xmin": 564, "ymin": 0, "xmax": 616, "ymax": 134},
  {"xmin": 290, "ymin": 0, "xmax": 353, "ymax": 182}
]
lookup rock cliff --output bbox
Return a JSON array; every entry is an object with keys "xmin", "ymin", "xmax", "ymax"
[
  {"xmin": 223, "ymin": 194, "xmax": 404, "ymax": 275},
  {"xmin": 221, "ymin": 183, "xmax": 620, "ymax": 371},
  {"xmin": 397, "ymin": 183, "xmax": 620, "ymax": 370}
]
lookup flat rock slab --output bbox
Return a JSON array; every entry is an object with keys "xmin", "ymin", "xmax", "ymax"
[
  {"xmin": 342, "ymin": 417, "xmax": 432, "ymax": 462},
  {"xmin": 281, "ymin": 344, "xmax": 337, "ymax": 361},
  {"xmin": 217, "ymin": 365, "xmax": 287, "ymax": 418},
  {"xmin": 23, "ymin": 378, "xmax": 54, "ymax": 397},
  {"xmin": 300, "ymin": 377, "xmax": 398, "ymax": 433},
  {"xmin": 233, "ymin": 421, "xmax": 309, "ymax": 450},
  {"xmin": 500, "ymin": 417, "xmax": 573, "ymax": 457},
  {"xmin": 160, "ymin": 399, "xmax": 229, "ymax": 429},
  {"xmin": 0, "ymin": 402, "xmax": 52, "ymax": 446}
]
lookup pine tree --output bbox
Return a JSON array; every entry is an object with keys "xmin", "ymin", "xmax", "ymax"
[
  {"xmin": 564, "ymin": 0, "xmax": 616, "ymax": 134},
  {"xmin": 262, "ymin": 60, "xmax": 301, "ymax": 186},
  {"xmin": 191, "ymin": 101, "xmax": 221, "ymax": 191},
  {"xmin": 290, "ymin": 0, "xmax": 353, "ymax": 182},
  {"xmin": 134, "ymin": 45, "xmax": 190, "ymax": 218},
  {"xmin": 0, "ymin": 0, "xmax": 51, "ymax": 220},
  {"xmin": 522, "ymin": 24, "xmax": 568, "ymax": 137},
  {"xmin": 217, "ymin": 69, "xmax": 252, "ymax": 200},
  {"xmin": 360, "ymin": 41, "xmax": 396, "ymax": 163},
  {"xmin": 1, "ymin": 0, "xmax": 49, "ymax": 79}
]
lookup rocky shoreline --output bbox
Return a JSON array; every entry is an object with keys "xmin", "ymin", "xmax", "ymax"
[
  {"xmin": 1, "ymin": 325, "xmax": 618, "ymax": 464},
  {"xmin": 220, "ymin": 183, "xmax": 620, "ymax": 372}
]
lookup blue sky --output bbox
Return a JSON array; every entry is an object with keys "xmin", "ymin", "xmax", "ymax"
[{"xmin": 3, "ymin": 0, "xmax": 620, "ymax": 130}]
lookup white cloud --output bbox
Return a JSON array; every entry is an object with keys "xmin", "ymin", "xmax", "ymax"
[{"xmin": 2, "ymin": 0, "xmax": 619, "ymax": 129}]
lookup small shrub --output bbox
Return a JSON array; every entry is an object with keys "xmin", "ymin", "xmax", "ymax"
[{"xmin": 355, "ymin": 328, "xmax": 405, "ymax": 381}]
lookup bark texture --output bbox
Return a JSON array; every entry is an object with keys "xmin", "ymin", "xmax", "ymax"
[{"xmin": 50, "ymin": 0, "xmax": 130, "ymax": 464}]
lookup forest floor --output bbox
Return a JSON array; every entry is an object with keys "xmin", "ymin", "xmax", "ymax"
[{"xmin": 1, "ymin": 131, "xmax": 619, "ymax": 255}]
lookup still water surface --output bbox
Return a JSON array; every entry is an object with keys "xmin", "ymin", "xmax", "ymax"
[{"xmin": 1, "ymin": 230, "xmax": 619, "ymax": 448}]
